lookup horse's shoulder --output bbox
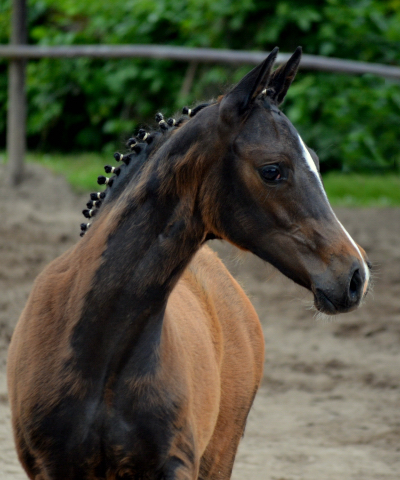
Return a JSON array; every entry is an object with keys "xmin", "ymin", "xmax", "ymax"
[
  {"xmin": 188, "ymin": 245, "xmax": 250, "ymax": 302},
  {"xmin": 174, "ymin": 245, "xmax": 260, "ymax": 335}
]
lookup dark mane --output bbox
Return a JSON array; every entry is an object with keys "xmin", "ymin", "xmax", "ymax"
[{"xmin": 80, "ymin": 103, "xmax": 214, "ymax": 235}]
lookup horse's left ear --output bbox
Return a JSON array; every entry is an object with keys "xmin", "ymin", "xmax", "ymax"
[
  {"xmin": 219, "ymin": 47, "xmax": 279, "ymax": 125},
  {"xmin": 267, "ymin": 46, "xmax": 302, "ymax": 105}
]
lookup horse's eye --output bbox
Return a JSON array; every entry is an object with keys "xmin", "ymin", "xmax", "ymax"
[{"xmin": 260, "ymin": 165, "xmax": 282, "ymax": 182}]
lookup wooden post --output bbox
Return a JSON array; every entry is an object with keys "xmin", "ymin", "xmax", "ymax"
[{"xmin": 7, "ymin": 0, "xmax": 27, "ymax": 186}]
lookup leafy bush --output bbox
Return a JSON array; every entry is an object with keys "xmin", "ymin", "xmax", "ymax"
[{"xmin": 1, "ymin": 0, "xmax": 400, "ymax": 171}]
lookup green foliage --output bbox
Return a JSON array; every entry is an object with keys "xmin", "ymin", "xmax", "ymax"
[
  {"xmin": 285, "ymin": 73, "xmax": 400, "ymax": 172},
  {"xmin": 323, "ymin": 172, "xmax": 400, "ymax": 206},
  {"xmin": 1, "ymin": 0, "xmax": 400, "ymax": 172},
  {"xmin": 25, "ymin": 151, "xmax": 109, "ymax": 192}
]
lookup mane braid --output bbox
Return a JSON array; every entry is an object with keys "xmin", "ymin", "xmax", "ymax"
[{"xmin": 78, "ymin": 102, "xmax": 214, "ymax": 236}]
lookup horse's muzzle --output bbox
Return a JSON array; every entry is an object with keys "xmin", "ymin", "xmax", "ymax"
[{"xmin": 313, "ymin": 260, "xmax": 369, "ymax": 315}]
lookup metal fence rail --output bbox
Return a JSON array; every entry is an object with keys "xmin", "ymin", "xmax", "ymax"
[
  {"xmin": 3, "ymin": 43, "xmax": 400, "ymax": 185},
  {"xmin": 2, "ymin": 44, "xmax": 400, "ymax": 79}
]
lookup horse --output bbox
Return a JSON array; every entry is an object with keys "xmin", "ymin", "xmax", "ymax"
[{"xmin": 7, "ymin": 47, "xmax": 370, "ymax": 480}]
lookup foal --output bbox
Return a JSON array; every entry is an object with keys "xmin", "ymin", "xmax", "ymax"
[{"xmin": 8, "ymin": 47, "xmax": 370, "ymax": 480}]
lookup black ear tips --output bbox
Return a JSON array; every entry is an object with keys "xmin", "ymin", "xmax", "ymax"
[
  {"xmin": 266, "ymin": 46, "xmax": 302, "ymax": 106},
  {"xmin": 290, "ymin": 46, "xmax": 303, "ymax": 66}
]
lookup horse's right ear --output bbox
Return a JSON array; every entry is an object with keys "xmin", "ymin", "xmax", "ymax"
[
  {"xmin": 219, "ymin": 47, "xmax": 279, "ymax": 126},
  {"xmin": 267, "ymin": 46, "xmax": 302, "ymax": 105}
]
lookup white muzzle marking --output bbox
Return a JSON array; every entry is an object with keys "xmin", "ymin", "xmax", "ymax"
[{"xmin": 297, "ymin": 133, "xmax": 370, "ymax": 294}]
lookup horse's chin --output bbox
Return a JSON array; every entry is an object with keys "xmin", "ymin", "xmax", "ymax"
[
  {"xmin": 313, "ymin": 290, "xmax": 361, "ymax": 316},
  {"xmin": 313, "ymin": 291, "xmax": 338, "ymax": 316}
]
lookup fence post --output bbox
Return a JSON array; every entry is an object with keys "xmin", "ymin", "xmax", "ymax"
[{"xmin": 7, "ymin": 0, "xmax": 27, "ymax": 186}]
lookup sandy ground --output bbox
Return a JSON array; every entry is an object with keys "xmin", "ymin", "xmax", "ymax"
[{"xmin": 0, "ymin": 163, "xmax": 399, "ymax": 480}]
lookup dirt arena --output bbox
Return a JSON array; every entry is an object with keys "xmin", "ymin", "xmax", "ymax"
[{"xmin": 0, "ymin": 163, "xmax": 399, "ymax": 480}]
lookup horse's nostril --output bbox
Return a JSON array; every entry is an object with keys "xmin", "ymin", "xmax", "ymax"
[{"xmin": 349, "ymin": 268, "xmax": 362, "ymax": 299}]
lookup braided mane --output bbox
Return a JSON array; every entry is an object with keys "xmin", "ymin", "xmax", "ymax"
[{"xmin": 80, "ymin": 103, "xmax": 212, "ymax": 236}]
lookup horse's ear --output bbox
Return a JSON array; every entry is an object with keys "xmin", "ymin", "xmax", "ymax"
[
  {"xmin": 267, "ymin": 46, "xmax": 302, "ymax": 105},
  {"xmin": 219, "ymin": 47, "xmax": 279, "ymax": 124}
]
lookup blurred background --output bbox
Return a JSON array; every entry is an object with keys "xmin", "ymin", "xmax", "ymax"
[
  {"xmin": 1, "ymin": 3, "xmax": 400, "ymax": 479},
  {"xmin": 1, "ymin": 0, "xmax": 400, "ymax": 202}
]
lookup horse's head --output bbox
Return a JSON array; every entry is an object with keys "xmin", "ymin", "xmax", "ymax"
[
  {"xmin": 195, "ymin": 47, "xmax": 370, "ymax": 314},
  {"xmin": 81, "ymin": 47, "xmax": 370, "ymax": 315}
]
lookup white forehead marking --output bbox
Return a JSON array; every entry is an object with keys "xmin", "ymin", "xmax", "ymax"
[
  {"xmin": 297, "ymin": 134, "xmax": 323, "ymax": 186},
  {"xmin": 297, "ymin": 133, "xmax": 370, "ymax": 286}
]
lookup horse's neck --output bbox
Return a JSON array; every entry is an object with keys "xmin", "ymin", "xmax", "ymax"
[{"xmin": 71, "ymin": 182, "xmax": 205, "ymax": 383}]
